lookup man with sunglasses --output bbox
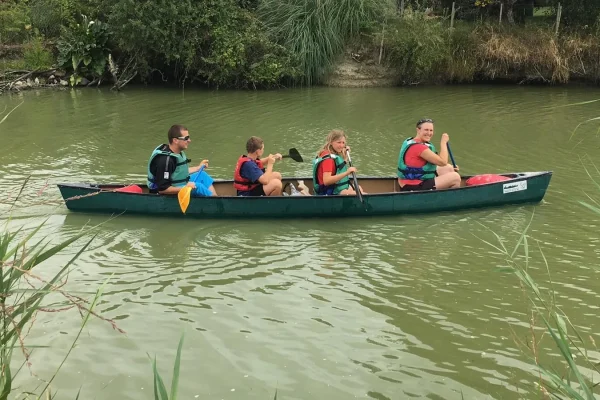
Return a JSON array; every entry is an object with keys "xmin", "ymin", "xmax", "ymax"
[
  {"xmin": 147, "ymin": 124, "xmax": 217, "ymax": 196},
  {"xmin": 397, "ymin": 118, "xmax": 461, "ymax": 192}
]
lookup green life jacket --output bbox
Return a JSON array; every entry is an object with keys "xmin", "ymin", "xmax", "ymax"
[
  {"xmin": 397, "ymin": 138, "xmax": 437, "ymax": 181},
  {"xmin": 147, "ymin": 144, "xmax": 190, "ymax": 190},
  {"xmin": 312, "ymin": 153, "xmax": 350, "ymax": 195}
]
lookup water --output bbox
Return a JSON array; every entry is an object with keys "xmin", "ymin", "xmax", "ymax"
[{"xmin": 1, "ymin": 85, "xmax": 600, "ymax": 399}]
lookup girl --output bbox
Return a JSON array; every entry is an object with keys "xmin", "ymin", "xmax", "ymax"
[{"xmin": 312, "ymin": 129, "xmax": 364, "ymax": 196}]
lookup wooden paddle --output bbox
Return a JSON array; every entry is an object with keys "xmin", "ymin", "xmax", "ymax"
[
  {"xmin": 345, "ymin": 148, "xmax": 364, "ymax": 204},
  {"xmin": 281, "ymin": 148, "xmax": 303, "ymax": 162},
  {"xmin": 177, "ymin": 165, "xmax": 206, "ymax": 214}
]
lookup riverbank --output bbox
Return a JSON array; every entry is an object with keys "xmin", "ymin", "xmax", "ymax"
[
  {"xmin": 2, "ymin": 17, "xmax": 600, "ymax": 92},
  {"xmin": 324, "ymin": 19, "xmax": 600, "ymax": 88}
]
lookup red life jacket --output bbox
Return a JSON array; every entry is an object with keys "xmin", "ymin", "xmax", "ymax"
[{"xmin": 233, "ymin": 155, "xmax": 264, "ymax": 191}]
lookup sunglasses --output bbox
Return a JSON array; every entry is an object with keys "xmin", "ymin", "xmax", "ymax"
[
  {"xmin": 416, "ymin": 118, "xmax": 434, "ymax": 127},
  {"xmin": 176, "ymin": 136, "xmax": 190, "ymax": 141}
]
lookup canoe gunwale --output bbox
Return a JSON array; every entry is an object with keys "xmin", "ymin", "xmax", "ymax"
[{"xmin": 57, "ymin": 171, "xmax": 553, "ymax": 199}]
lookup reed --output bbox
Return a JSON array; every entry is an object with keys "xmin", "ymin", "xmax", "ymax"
[{"xmin": 258, "ymin": 0, "xmax": 395, "ymax": 85}]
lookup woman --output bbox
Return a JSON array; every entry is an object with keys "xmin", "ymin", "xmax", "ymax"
[
  {"xmin": 397, "ymin": 119, "xmax": 461, "ymax": 191},
  {"xmin": 312, "ymin": 129, "xmax": 364, "ymax": 196}
]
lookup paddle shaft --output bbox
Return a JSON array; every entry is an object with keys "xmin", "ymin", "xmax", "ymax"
[
  {"xmin": 281, "ymin": 148, "xmax": 303, "ymax": 162},
  {"xmin": 345, "ymin": 149, "xmax": 363, "ymax": 203},
  {"xmin": 447, "ymin": 143, "xmax": 457, "ymax": 168}
]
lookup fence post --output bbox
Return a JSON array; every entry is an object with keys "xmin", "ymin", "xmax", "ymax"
[
  {"xmin": 378, "ymin": 23, "xmax": 385, "ymax": 64},
  {"xmin": 450, "ymin": 2, "xmax": 456, "ymax": 29},
  {"xmin": 555, "ymin": 3, "xmax": 562, "ymax": 36},
  {"xmin": 499, "ymin": 2, "xmax": 503, "ymax": 24},
  {"xmin": 399, "ymin": 0, "xmax": 405, "ymax": 16}
]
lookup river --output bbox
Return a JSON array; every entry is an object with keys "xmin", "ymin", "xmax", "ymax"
[{"xmin": 1, "ymin": 85, "xmax": 599, "ymax": 399}]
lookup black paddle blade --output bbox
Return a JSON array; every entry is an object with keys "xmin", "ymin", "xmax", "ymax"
[{"xmin": 287, "ymin": 148, "xmax": 303, "ymax": 162}]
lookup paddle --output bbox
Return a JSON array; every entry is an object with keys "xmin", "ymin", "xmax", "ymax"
[
  {"xmin": 281, "ymin": 148, "xmax": 303, "ymax": 162},
  {"xmin": 177, "ymin": 165, "xmax": 205, "ymax": 214},
  {"xmin": 345, "ymin": 148, "xmax": 364, "ymax": 204},
  {"xmin": 447, "ymin": 142, "xmax": 457, "ymax": 169}
]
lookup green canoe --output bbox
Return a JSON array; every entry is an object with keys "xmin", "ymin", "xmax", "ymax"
[{"xmin": 56, "ymin": 171, "xmax": 552, "ymax": 219}]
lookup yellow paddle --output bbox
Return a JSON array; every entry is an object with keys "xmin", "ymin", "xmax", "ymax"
[
  {"xmin": 178, "ymin": 186, "xmax": 192, "ymax": 213},
  {"xmin": 177, "ymin": 165, "xmax": 206, "ymax": 214}
]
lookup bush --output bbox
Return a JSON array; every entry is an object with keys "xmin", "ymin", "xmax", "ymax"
[
  {"xmin": 106, "ymin": 0, "xmax": 298, "ymax": 88},
  {"xmin": 29, "ymin": 0, "xmax": 77, "ymax": 38},
  {"xmin": 0, "ymin": 1, "xmax": 31, "ymax": 45},
  {"xmin": 381, "ymin": 10, "xmax": 451, "ymax": 84},
  {"xmin": 57, "ymin": 15, "xmax": 110, "ymax": 85},
  {"xmin": 23, "ymin": 36, "xmax": 55, "ymax": 70}
]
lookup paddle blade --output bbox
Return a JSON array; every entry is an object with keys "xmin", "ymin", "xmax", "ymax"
[
  {"xmin": 288, "ymin": 148, "xmax": 303, "ymax": 162},
  {"xmin": 178, "ymin": 186, "xmax": 192, "ymax": 214}
]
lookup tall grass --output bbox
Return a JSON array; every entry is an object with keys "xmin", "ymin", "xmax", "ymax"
[
  {"xmin": 151, "ymin": 333, "xmax": 184, "ymax": 400},
  {"xmin": 482, "ymin": 214, "xmax": 599, "ymax": 399},
  {"xmin": 375, "ymin": 14, "xmax": 600, "ymax": 85},
  {"xmin": 1, "ymin": 105, "xmax": 123, "ymax": 399},
  {"xmin": 481, "ymin": 137, "xmax": 600, "ymax": 398},
  {"xmin": 257, "ymin": 0, "xmax": 395, "ymax": 85}
]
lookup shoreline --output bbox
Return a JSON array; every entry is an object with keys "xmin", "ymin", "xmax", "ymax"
[{"xmin": 2, "ymin": 68, "xmax": 600, "ymax": 95}]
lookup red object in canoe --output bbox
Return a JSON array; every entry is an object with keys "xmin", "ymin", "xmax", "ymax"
[
  {"xmin": 465, "ymin": 174, "xmax": 511, "ymax": 186},
  {"xmin": 114, "ymin": 185, "xmax": 143, "ymax": 193}
]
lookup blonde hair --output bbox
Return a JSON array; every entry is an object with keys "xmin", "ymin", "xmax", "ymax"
[{"xmin": 317, "ymin": 129, "xmax": 347, "ymax": 156}]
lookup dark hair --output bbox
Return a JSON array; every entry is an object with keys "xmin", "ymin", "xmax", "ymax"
[
  {"xmin": 168, "ymin": 124, "xmax": 188, "ymax": 144},
  {"xmin": 246, "ymin": 136, "xmax": 264, "ymax": 153},
  {"xmin": 416, "ymin": 118, "xmax": 434, "ymax": 128}
]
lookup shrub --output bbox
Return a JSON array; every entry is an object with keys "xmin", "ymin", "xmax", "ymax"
[
  {"xmin": 0, "ymin": 1, "xmax": 31, "ymax": 45},
  {"xmin": 106, "ymin": 0, "xmax": 298, "ymax": 88},
  {"xmin": 57, "ymin": 15, "xmax": 110, "ymax": 85},
  {"xmin": 23, "ymin": 36, "xmax": 55, "ymax": 70},
  {"xmin": 381, "ymin": 10, "xmax": 451, "ymax": 84},
  {"xmin": 258, "ymin": 0, "xmax": 396, "ymax": 85}
]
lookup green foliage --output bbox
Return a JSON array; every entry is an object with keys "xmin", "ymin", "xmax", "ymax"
[
  {"xmin": 484, "ymin": 213, "xmax": 600, "ymax": 400},
  {"xmin": 0, "ymin": 211, "xmax": 98, "ymax": 397},
  {"xmin": 57, "ymin": 15, "xmax": 110, "ymax": 85},
  {"xmin": 258, "ymin": 0, "xmax": 396, "ymax": 85},
  {"xmin": 199, "ymin": 10, "xmax": 300, "ymax": 88},
  {"xmin": 106, "ymin": 0, "xmax": 297, "ymax": 88},
  {"xmin": 382, "ymin": 10, "xmax": 451, "ymax": 84},
  {"xmin": 151, "ymin": 333, "xmax": 184, "ymax": 400},
  {"xmin": 29, "ymin": 0, "xmax": 77, "ymax": 38},
  {"xmin": 23, "ymin": 36, "xmax": 55, "ymax": 70},
  {"xmin": 0, "ymin": 1, "xmax": 31, "ymax": 45}
]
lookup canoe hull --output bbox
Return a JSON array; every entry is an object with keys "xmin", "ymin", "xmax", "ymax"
[{"xmin": 57, "ymin": 172, "xmax": 552, "ymax": 219}]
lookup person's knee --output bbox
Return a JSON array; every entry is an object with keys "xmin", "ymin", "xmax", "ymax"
[
  {"xmin": 452, "ymin": 172, "xmax": 461, "ymax": 183},
  {"xmin": 438, "ymin": 164, "xmax": 453, "ymax": 175},
  {"xmin": 273, "ymin": 172, "xmax": 282, "ymax": 180},
  {"xmin": 266, "ymin": 179, "xmax": 282, "ymax": 195}
]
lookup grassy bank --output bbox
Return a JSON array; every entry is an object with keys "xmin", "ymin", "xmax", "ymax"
[{"xmin": 342, "ymin": 10, "xmax": 600, "ymax": 86}]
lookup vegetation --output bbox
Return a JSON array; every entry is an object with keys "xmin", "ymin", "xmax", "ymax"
[
  {"xmin": 257, "ymin": 0, "xmax": 395, "ymax": 85},
  {"xmin": 0, "ymin": 106, "xmax": 125, "ymax": 399},
  {"xmin": 372, "ymin": 13, "xmax": 600, "ymax": 85},
  {"xmin": 0, "ymin": 0, "xmax": 600, "ymax": 87}
]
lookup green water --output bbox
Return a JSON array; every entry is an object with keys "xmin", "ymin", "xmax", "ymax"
[{"xmin": 1, "ymin": 85, "xmax": 600, "ymax": 399}]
